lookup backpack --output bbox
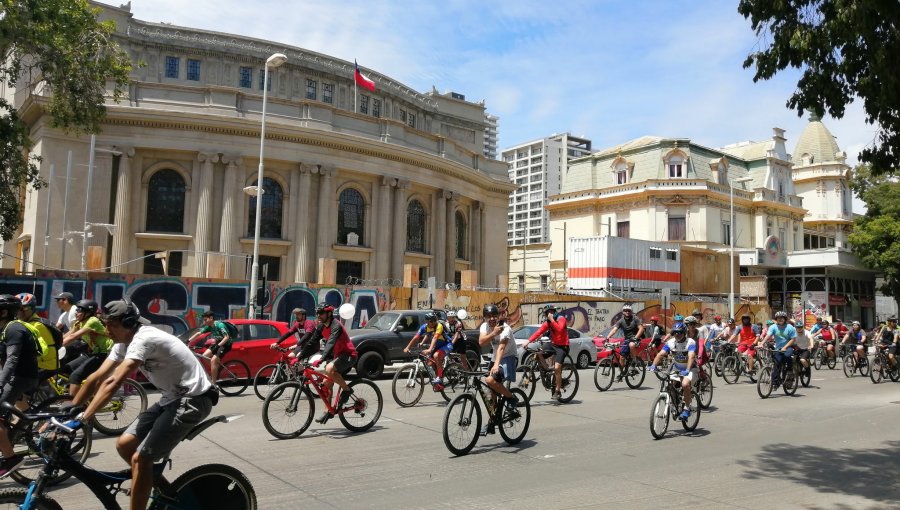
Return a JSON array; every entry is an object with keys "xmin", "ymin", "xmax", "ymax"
[
  {"xmin": 2, "ymin": 320, "xmax": 58, "ymax": 371},
  {"xmin": 30, "ymin": 317, "xmax": 62, "ymax": 371},
  {"xmin": 221, "ymin": 320, "xmax": 240, "ymax": 341}
]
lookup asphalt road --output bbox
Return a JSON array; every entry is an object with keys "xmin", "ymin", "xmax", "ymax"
[{"xmin": 8, "ymin": 363, "xmax": 900, "ymax": 510}]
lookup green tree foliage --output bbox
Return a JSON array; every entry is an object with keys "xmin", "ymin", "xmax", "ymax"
[
  {"xmin": 739, "ymin": 0, "xmax": 900, "ymax": 175},
  {"xmin": 0, "ymin": 0, "xmax": 132, "ymax": 241},
  {"xmin": 847, "ymin": 164, "xmax": 900, "ymax": 309}
]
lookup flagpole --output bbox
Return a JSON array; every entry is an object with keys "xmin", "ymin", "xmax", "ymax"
[{"xmin": 354, "ymin": 60, "xmax": 358, "ymax": 114}]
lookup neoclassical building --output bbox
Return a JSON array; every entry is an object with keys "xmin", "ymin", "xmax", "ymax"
[{"xmin": 5, "ymin": 2, "xmax": 515, "ymax": 287}]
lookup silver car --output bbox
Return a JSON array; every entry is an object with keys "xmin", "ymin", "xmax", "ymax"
[{"xmin": 511, "ymin": 325, "xmax": 597, "ymax": 369}]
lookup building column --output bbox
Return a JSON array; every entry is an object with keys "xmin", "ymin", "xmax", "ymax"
[
  {"xmin": 375, "ymin": 176, "xmax": 395, "ymax": 279},
  {"xmin": 475, "ymin": 201, "xmax": 485, "ymax": 282},
  {"xmin": 433, "ymin": 190, "xmax": 447, "ymax": 283},
  {"xmin": 194, "ymin": 152, "xmax": 218, "ymax": 277},
  {"xmin": 445, "ymin": 191, "xmax": 456, "ymax": 283},
  {"xmin": 293, "ymin": 164, "xmax": 313, "ymax": 282},
  {"xmin": 111, "ymin": 148, "xmax": 135, "ymax": 274},
  {"xmin": 315, "ymin": 166, "xmax": 334, "ymax": 266},
  {"xmin": 220, "ymin": 156, "xmax": 242, "ymax": 278},
  {"xmin": 391, "ymin": 179, "xmax": 410, "ymax": 279}
]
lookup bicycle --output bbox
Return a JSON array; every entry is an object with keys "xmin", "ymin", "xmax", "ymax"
[
  {"xmin": 812, "ymin": 338, "xmax": 838, "ymax": 369},
  {"xmin": 694, "ymin": 361, "xmax": 714, "ymax": 409},
  {"xmin": 28, "ymin": 371, "xmax": 147, "ymax": 437},
  {"xmin": 252, "ymin": 347, "xmax": 306, "ymax": 400},
  {"xmin": 841, "ymin": 344, "xmax": 870, "ymax": 378},
  {"xmin": 0, "ymin": 403, "xmax": 256, "ymax": 510},
  {"xmin": 649, "ymin": 367, "xmax": 701, "ymax": 439},
  {"xmin": 515, "ymin": 340, "xmax": 578, "ymax": 403},
  {"xmin": 391, "ymin": 350, "xmax": 467, "ymax": 407},
  {"xmin": 441, "ymin": 370, "xmax": 531, "ymax": 456},
  {"xmin": 593, "ymin": 342, "xmax": 646, "ymax": 391},
  {"xmin": 757, "ymin": 347, "xmax": 800, "ymax": 399},
  {"xmin": 189, "ymin": 348, "xmax": 250, "ymax": 396},
  {"xmin": 720, "ymin": 344, "xmax": 760, "ymax": 384},
  {"xmin": 261, "ymin": 361, "xmax": 383, "ymax": 439},
  {"xmin": 869, "ymin": 345, "xmax": 900, "ymax": 384}
]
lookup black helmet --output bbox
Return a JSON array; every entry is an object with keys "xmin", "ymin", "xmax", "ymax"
[
  {"xmin": 672, "ymin": 323, "xmax": 686, "ymax": 334},
  {"xmin": 315, "ymin": 303, "xmax": 335, "ymax": 315},
  {"xmin": 0, "ymin": 294, "xmax": 22, "ymax": 316},
  {"xmin": 424, "ymin": 311, "xmax": 437, "ymax": 322},
  {"xmin": 75, "ymin": 299, "xmax": 99, "ymax": 315},
  {"xmin": 483, "ymin": 304, "xmax": 499, "ymax": 317}
]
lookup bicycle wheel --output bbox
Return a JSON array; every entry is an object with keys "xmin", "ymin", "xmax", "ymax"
[
  {"xmin": 338, "ymin": 379, "xmax": 383, "ymax": 432},
  {"xmin": 556, "ymin": 363, "xmax": 579, "ymax": 403},
  {"xmin": 869, "ymin": 356, "xmax": 883, "ymax": 383},
  {"xmin": 858, "ymin": 355, "xmax": 870, "ymax": 376},
  {"xmin": 158, "ymin": 463, "xmax": 257, "ymax": 510},
  {"xmin": 697, "ymin": 370, "xmax": 713, "ymax": 409},
  {"xmin": 889, "ymin": 360, "xmax": 900, "ymax": 382},
  {"xmin": 516, "ymin": 363, "xmax": 537, "ymax": 402},
  {"xmin": 261, "ymin": 381, "xmax": 313, "ymax": 439},
  {"xmin": 253, "ymin": 363, "xmax": 291, "ymax": 401},
  {"xmin": 216, "ymin": 359, "xmax": 250, "ymax": 396},
  {"xmin": 721, "ymin": 355, "xmax": 739, "ymax": 384},
  {"xmin": 714, "ymin": 353, "xmax": 725, "ymax": 378},
  {"xmin": 756, "ymin": 366, "xmax": 773, "ymax": 399},
  {"xmin": 442, "ymin": 393, "xmax": 481, "ymax": 456},
  {"xmin": 842, "ymin": 356, "xmax": 856, "ymax": 378},
  {"xmin": 594, "ymin": 359, "xmax": 614, "ymax": 391},
  {"xmin": 826, "ymin": 353, "xmax": 837, "ymax": 369},
  {"xmin": 783, "ymin": 367, "xmax": 798, "ymax": 396},
  {"xmin": 681, "ymin": 393, "xmax": 701, "ymax": 432},
  {"xmin": 800, "ymin": 364, "xmax": 811, "ymax": 387},
  {"xmin": 92, "ymin": 378, "xmax": 148, "ymax": 436},
  {"xmin": 440, "ymin": 363, "xmax": 466, "ymax": 402},
  {"xmin": 392, "ymin": 364, "xmax": 425, "ymax": 407},
  {"xmin": 625, "ymin": 357, "xmax": 646, "ymax": 389},
  {"xmin": 813, "ymin": 349, "xmax": 823, "ymax": 370},
  {"xmin": 649, "ymin": 395, "xmax": 669, "ymax": 440},
  {"xmin": 497, "ymin": 388, "xmax": 530, "ymax": 445},
  {"xmin": 655, "ymin": 357, "xmax": 670, "ymax": 381},
  {"xmin": 0, "ymin": 489, "xmax": 62, "ymax": 509}
]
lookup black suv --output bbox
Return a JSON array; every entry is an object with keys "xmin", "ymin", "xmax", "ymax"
[{"xmin": 349, "ymin": 309, "xmax": 481, "ymax": 378}]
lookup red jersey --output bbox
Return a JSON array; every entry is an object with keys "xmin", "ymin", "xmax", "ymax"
[
  {"xmin": 318, "ymin": 320, "xmax": 357, "ymax": 359},
  {"xmin": 529, "ymin": 316, "xmax": 569, "ymax": 346}
]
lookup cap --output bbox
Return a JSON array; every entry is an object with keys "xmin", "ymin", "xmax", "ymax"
[
  {"xmin": 102, "ymin": 300, "xmax": 150, "ymax": 325},
  {"xmin": 692, "ymin": 308, "xmax": 702, "ymax": 316},
  {"xmin": 54, "ymin": 292, "xmax": 75, "ymax": 302},
  {"xmin": 292, "ymin": 308, "xmax": 307, "ymax": 315}
]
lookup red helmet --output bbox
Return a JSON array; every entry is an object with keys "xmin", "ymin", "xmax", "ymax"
[
  {"xmin": 650, "ymin": 315, "xmax": 659, "ymax": 322},
  {"xmin": 714, "ymin": 315, "xmax": 722, "ymax": 320},
  {"xmin": 16, "ymin": 293, "xmax": 37, "ymax": 308}
]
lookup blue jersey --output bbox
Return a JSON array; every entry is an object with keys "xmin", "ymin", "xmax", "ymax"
[
  {"xmin": 767, "ymin": 324, "xmax": 797, "ymax": 350},
  {"xmin": 662, "ymin": 338, "xmax": 697, "ymax": 369}
]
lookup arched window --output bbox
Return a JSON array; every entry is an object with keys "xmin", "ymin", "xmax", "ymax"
[
  {"xmin": 337, "ymin": 188, "xmax": 365, "ymax": 245},
  {"xmin": 146, "ymin": 169, "xmax": 185, "ymax": 232},
  {"xmin": 406, "ymin": 200, "xmax": 426, "ymax": 252},
  {"xmin": 246, "ymin": 177, "xmax": 284, "ymax": 239},
  {"xmin": 455, "ymin": 211, "xmax": 467, "ymax": 260}
]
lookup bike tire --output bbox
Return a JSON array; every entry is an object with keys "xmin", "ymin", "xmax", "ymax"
[
  {"xmin": 253, "ymin": 363, "xmax": 290, "ymax": 401},
  {"xmin": 800, "ymin": 365, "xmax": 811, "ymax": 387},
  {"xmin": 826, "ymin": 354, "xmax": 837, "ymax": 370},
  {"xmin": 155, "ymin": 463, "xmax": 257, "ymax": 510},
  {"xmin": 681, "ymin": 393, "xmax": 701, "ymax": 432},
  {"xmin": 440, "ymin": 363, "xmax": 466, "ymax": 402},
  {"xmin": 654, "ymin": 357, "xmax": 670, "ymax": 381},
  {"xmin": 556, "ymin": 363, "xmax": 579, "ymax": 403},
  {"xmin": 0, "ymin": 489, "xmax": 62, "ymax": 510},
  {"xmin": 498, "ymin": 388, "xmax": 530, "ymax": 445},
  {"xmin": 625, "ymin": 357, "xmax": 646, "ymax": 389},
  {"xmin": 813, "ymin": 350, "xmax": 823, "ymax": 370},
  {"xmin": 649, "ymin": 395, "xmax": 669, "ymax": 440},
  {"xmin": 216, "ymin": 359, "xmax": 250, "ymax": 396},
  {"xmin": 442, "ymin": 393, "xmax": 481, "ymax": 456},
  {"xmin": 890, "ymin": 360, "xmax": 900, "ymax": 382},
  {"xmin": 91, "ymin": 378, "xmax": 148, "ymax": 436},
  {"xmin": 756, "ymin": 366, "xmax": 773, "ymax": 399},
  {"xmin": 338, "ymin": 379, "xmax": 383, "ymax": 432},
  {"xmin": 261, "ymin": 381, "xmax": 313, "ymax": 439},
  {"xmin": 516, "ymin": 364, "xmax": 537, "ymax": 402},
  {"xmin": 721, "ymin": 355, "xmax": 739, "ymax": 384},
  {"xmin": 858, "ymin": 356, "xmax": 870, "ymax": 377},
  {"xmin": 391, "ymin": 364, "xmax": 425, "ymax": 407},
  {"xmin": 842, "ymin": 356, "xmax": 856, "ymax": 378},
  {"xmin": 783, "ymin": 368, "xmax": 798, "ymax": 396},
  {"xmin": 594, "ymin": 359, "xmax": 614, "ymax": 391},
  {"xmin": 870, "ymin": 356, "xmax": 883, "ymax": 384},
  {"xmin": 697, "ymin": 370, "xmax": 713, "ymax": 409}
]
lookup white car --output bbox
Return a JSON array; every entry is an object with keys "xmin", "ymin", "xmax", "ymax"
[{"xmin": 511, "ymin": 325, "xmax": 597, "ymax": 369}]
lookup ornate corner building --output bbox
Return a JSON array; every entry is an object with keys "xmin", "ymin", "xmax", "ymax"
[{"xmin": 6, "ymin": 2, "xmax": 516, "ymax": 288}]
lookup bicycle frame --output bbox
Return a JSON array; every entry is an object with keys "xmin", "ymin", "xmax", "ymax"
[{"xmin": 299, "ymin": 365, "xmax": 351, "ymax": 416}]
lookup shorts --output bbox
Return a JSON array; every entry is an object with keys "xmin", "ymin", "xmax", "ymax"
[
  {"xmin": 795, "ymin": 348, "xmax": 811, "ymax": 360},
  {"xmin": 737, "ymin": 343, "xmax": 756, "ymax": 357},
  {"xmin": 451, "ymin": 339, "xmax": 467, "ymax": 354},
  {"xmin": 434, "ymin": 341, "xmax": 452, "ymax": 355},
  {"xmin": 491, "ymin": 357, "xmax": 517, "ymax": 384},
  {"xmin": 125, "ymin": 389, "xmax": 216, "ymax": 462},
  {"xmin": 551, "ymin": 344, "xmax": 569, "ymax": 364},
  {"xmin": 885, "ymin": 344, "xmax": 898, "ymax": 355},
  {"xmin": 68, "ymin": 353, "xmax": 107, "ymax": 386},
  {"xmin": 619, "ymin": 338, "xmax": 635, "ymax": 357},
  {"xmin": 331, "ymin": 353, "xmax": 356, "ymax": 374},
  {"xmin": 208, "ymin": 341, "xmax": 232, "ymax": 358},
  {"xmin": 673, "ymin": 365, "xmax": 699, "ymax": 385},
  {"xmin": 0, "ymin": 377, "xmax": 39, "ymax": 406}
]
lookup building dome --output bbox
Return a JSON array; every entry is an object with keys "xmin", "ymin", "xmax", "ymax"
[{"xmin": 792, "ymin": 111, "xmax": 842, "ymax": 166}]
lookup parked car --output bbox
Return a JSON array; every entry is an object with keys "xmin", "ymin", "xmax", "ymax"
[
  {"xmin": 593, "ymin": 334, "xmax": 656, "ymax": 362},
  {"xmin": 182, "ymin": 319, "xmax": 293, "ymax": 378},
  {"xmin": 511, "ymin": 325, "xmax": 597, "ymax": 369},
  {"xmin": 348, "ymin": 310, "xmax": 482, "ymax": 379}
]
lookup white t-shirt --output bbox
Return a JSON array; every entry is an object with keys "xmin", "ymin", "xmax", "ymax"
[
  {"xmin": 479, "ymin": 322, "xmax": 516, "ymax": 360},
  {"xmin": 793, "ymin": 330, "xmax": 812, "ymax": 350},
  {"xmin": 663, "ymin": 337, "xmax": 697, "ymax": 369},
  {"xmin": 108, "ymin": 326, "xmax": 212, "ymax": 406},
  {"xmin": 57, "ymin": 307, "xmax": 76, "ymax": 331}
]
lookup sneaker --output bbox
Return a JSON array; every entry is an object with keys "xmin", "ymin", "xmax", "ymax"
[
  {"xmin": 679, "ymin": 409, "xmax": 691, "ymax": 421},
  {"xmin": 615, "ymin": 373, "xmax": 625, "ymax": 382},
  {"xmin": 338, "ymin": 388, "xmax": 354, "ymax": 407},
  {"xmin": 480, "ymin": 423, "xmax": 495, "ymax": 436},
  {"xmin": 552, "ymin": 391, "xmax": 561, "ymax": 401},
  {"xmin": 432, "ymin": 377, "xmax": 443, "ymax": 386},
  {"xmin": 0, "ymin": 454, "xmax": 24, "ymax": 478},
  {"xmin": 314, "ymin": 411, "xmax": 333, "ymax": 424}
]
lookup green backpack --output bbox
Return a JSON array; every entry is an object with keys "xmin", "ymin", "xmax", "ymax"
[{"xmin": 2, "ymin": 319, "xmax": 58, "ymax": 371}]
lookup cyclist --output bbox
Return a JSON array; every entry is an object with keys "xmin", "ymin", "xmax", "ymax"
[
  {"xmin": 61, "ymin": 299, "xmax": 113, "ymax": 397},
  {"xmin": 271, "ymin": 308, "xmax": 319, "ymax": 361},
  {"xmin": 0, "ymin": 294, "xmax": 40, "ymax": 477},
  {"xmin": 527, "ymin": 304, "xmax": 569, "ymax": 401},
  {"xmin": 606, "ymin": 304, "xmax": 644, "ymax": 379},
  {"xmin": 647, "ymin": 316, "xmax": 666, "ymax": 349},
  {"xmin": 403, "ymin": 312, "xmax": 451, "ymax": 390},
  {"xmin": 793, "ymin": 322, "xmax": 813, "ymax": 371},
  {"xmin": 840, "ymin": 321, "xmax": 867, "ymax": 366},
  {"xmin": 309, "ymin": 304, "xmax": 358, "ymax": 424},
  {"xmin": 53, "ymin": 292, "xmax": 77, "ymax": 333},
  {"xmin": 15, "ymin": 293, "xmax": 60, "ymax": 380},
  {"xmin": 69, "ymin": 300, "xmax": 217, "ymax": 510},
  {"xmin": 684, "ymin": 315, "xmax": 710, "ymax": 370},
  {"xmin": 445, "ymin": 311, "xmax": 470, "ymax": 370},
  {"xmin": 477, "ymin": 304, "xmax": 518, "ymax": 436},
  {"xmin": 832, "ymin": 318, "xmax": 849, "ymax": 342},
  {"xmin": 649, "ymin": 323, "xmax": 697, "ymax": 420},
  {"xmin": 813, "ymin": 319, "xmax": 838, "ymax": 363},
  {"xmin": 187, "ymin": 311, "xmax": 233, "ymax": 382},
  {"xmin": 728, "ymin": 314, "xmax": 761, "ymax": 374},
  {"xmin": 878, "ymin": 317, "xmax": 897, "ymax": 369},
  {"xmin": 809, "ymin": 316, "xmax": 825, "ymax": 335},
  {"xmin": 762, "ymin": 311, "xmax": 796, "ymax": 388}
]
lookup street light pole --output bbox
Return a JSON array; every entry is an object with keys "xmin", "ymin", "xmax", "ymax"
[
  {"xmin": 248, "ymin": 52, "xmax": 287, "ymax": 319},
  {"xmin": 729, "ymin": 177, "xmax": 753, "ymax": 318}
]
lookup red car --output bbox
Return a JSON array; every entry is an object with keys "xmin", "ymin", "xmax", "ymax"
[{"xmin": 184, "ymin": 319, "xmax": 293, "ymax": 378}]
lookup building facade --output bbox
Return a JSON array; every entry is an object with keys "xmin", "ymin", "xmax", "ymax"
[
  {"xmin": 483, "ymin": 112, "xmax": 499, "ymax": 160},
  {"xmin": 5, "ymin": 2, "xmax": 515, "ymax": 288}
]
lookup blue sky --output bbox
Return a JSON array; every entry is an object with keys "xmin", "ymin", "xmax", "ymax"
[{"xmin": 129, "ymin": 0, "xmax": 873, "ymax": 208}]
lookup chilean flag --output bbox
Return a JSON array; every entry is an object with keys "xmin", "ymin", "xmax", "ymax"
[{"xmin": 354, "ymin": 60, "xmax": 376, "ymax": 92}]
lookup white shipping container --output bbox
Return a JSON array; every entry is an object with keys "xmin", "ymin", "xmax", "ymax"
[{"xmin": 568, "ymin": 236, "xmax": 681, "ymax": 292}]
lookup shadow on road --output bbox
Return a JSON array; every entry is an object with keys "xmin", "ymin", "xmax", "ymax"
[{"xmin": 741, "ymin": 440, "xmax": 900, "ymax": 506}]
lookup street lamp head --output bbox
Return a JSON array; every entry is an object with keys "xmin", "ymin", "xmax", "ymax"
[{"xmin": 266, "ymin": 53, "xmax": 288, "ymax": 68}]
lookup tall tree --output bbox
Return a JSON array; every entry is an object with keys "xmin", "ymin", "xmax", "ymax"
[
  {"xmin": 739, "ymin": 0, "xmax": 900, "ymax": 175},
  {"xmin": 0, "ymin": 0, "xmax": 131, "ymax": 241},
  {"xmin": 847, "ymin": 164, "xmax": 900, "ymax": 312}
]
